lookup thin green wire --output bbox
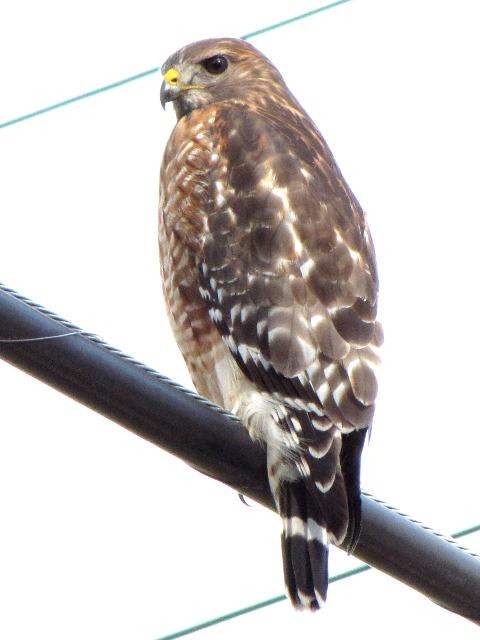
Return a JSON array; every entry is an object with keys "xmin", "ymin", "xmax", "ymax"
[
  {"xmin": 452, "ymin": 523, "xmax": 480, "ymax": 539},
  {"xmin": 242, "ymin": 0, "xmax": 353, "ymax": 39},
  {"xmin": 155, "ymin": 524, "xmax": 480, "ymax": 640},
  {"xmin": 156, "ymin": 565, "xmax": 370, "ymax": 640},
  {"xmin": 0, "ymin": 0, "xmax": 354, "ymax": 130},
  {"xmin": 0, "ymin": 68, "xmax": 160, "ymax": 130}
]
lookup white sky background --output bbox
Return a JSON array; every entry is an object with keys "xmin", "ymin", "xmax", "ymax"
[{"xmin": 1, "ymin": 0, "xmax": 479, "ymax": 638}]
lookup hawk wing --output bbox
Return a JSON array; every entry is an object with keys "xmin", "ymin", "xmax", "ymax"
[{"xmin": 199, "ymin": 103, "xmax": 380, "ymax": 431}]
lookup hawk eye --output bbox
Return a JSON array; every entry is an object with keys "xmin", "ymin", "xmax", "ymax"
[{"xmin": 201, "ymin": 55, "xmax": 228, "ymax": 75}]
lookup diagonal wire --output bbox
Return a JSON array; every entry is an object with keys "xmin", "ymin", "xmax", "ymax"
[
  {"xmin": 453, "ymin": 524, "xmax": 480, "ymax": 539},
  {"xmin": 0, "ymin": 0, "xmax": 354, "ymax": 130},
  {"xmin": 242, "ymin": 0, "xmax": 353, "ymax": 39},
  {"xmin": 0, "ymin": 68, "xmax": 159, "ymax": 130},
  {"xmin": 1, "ymin": 281, "xmax": 479, "ymax": 630},
  {"xmin": 154, "ymin": 523, "xmax": 480, "ymax": 640},
  {"xmin": 154, "ymin": 566, "xmax": 368, "ymax": 640},
  {"xmin": 0, "ymin": 283, "xmax": 236, "ymax": 419}
]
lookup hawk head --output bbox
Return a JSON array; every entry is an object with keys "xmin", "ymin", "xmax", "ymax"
[{"xmin": 160, "ymin": 38, "xmax": 285, "ymax": 119}]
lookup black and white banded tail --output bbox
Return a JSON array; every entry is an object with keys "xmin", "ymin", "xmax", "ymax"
[
  {"xmin": 270, "ymin": 413, "xmax": 367, "ymax": 610},
  {"xmin": 279, "ymin": 480, "xmax": 329, "ymax": 609}
]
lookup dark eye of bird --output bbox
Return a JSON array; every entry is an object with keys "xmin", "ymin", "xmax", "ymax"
[{"xmin": 201, "ymin": 55, "xmax": 228, "ymax": 75}]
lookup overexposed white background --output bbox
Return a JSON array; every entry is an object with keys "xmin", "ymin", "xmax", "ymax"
[{"xmin": 1, "ymin": 1, "xmax": 479, "ymax": 638}]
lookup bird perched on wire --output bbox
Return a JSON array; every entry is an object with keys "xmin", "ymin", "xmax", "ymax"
[{"xmin": 158, "ymin": 38, "xmax": 382, "ymax": 610}]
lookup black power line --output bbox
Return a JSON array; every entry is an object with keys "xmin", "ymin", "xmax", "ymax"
[{"xmin": 0, "ymin": 282, "xmax": 479, "ymax": 625}]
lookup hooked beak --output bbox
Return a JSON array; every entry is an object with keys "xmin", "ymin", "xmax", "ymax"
[
  {"xmin": 160, "ymin": 67, "xmax": 181, "ymax": 110},
  {"xmin": 160, "ymin": 66, "xmax": 206, "ymax": 110},
  {"xmin": 160, "ymin": 81, "xmax": 179, "ymax": 109}
]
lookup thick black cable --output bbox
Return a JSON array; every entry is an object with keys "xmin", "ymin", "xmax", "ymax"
[{"xmin": 0, "ymin": 282, "xmax": 479, "ymax": 624}]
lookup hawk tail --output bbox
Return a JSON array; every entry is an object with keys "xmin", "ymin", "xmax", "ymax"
[
  {"xmin": 279, "ymin": 480, "xmax": 329, "ymax": 610},
  {"xmin": 270, "ymin": 412, "xmax": 356, "ymax": 610}
]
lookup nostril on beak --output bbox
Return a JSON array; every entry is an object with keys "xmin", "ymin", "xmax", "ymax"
[{"xmin": 164, "ymin": 68, "xmax": 180, "ymax": 86}]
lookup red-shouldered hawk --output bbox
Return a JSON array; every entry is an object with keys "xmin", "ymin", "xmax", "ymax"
[{"xmin": 159, "ymin": 38, "xmax": 381, "ymax": 610}]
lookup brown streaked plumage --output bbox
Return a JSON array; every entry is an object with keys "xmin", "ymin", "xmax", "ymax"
[{"xmin": 159, "ymin": 37, "xmax": 382, "ymax": 610}]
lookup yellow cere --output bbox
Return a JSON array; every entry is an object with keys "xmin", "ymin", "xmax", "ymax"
[{"xmin": 164, "ymin": 68, "xmax": 180, "ymax": 86}]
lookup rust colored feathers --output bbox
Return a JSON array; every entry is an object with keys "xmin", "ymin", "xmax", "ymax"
[{"xmin": 159, "ymin": 38, "xmax": 381, "ymax": 610}]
